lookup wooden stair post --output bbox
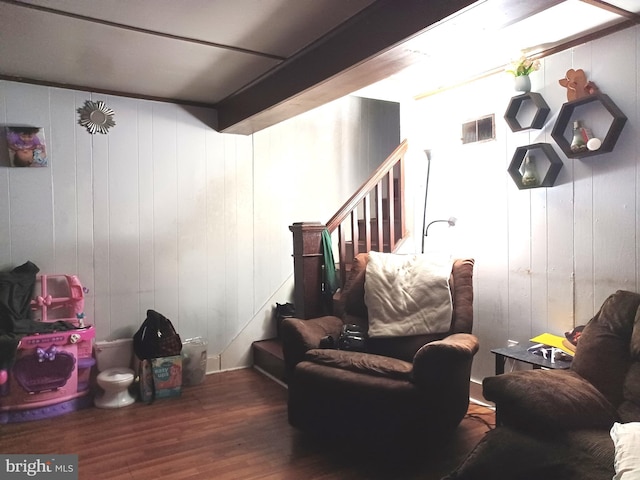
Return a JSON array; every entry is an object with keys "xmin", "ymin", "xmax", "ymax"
[{"xmin": 289, "ymin": 222, "xmax": 327, "ymax": 319}]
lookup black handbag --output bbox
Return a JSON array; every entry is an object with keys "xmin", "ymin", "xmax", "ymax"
[
  {"xmin": 133, "ymin": 310, "xmax": 182, "ymax": 360},
  {"xmin": 319, "ymin": 324, "xmax": 367, "ymax": 351},
  {"xmin": 337, "ymin": 324, "xmax": 367, "ymax": 352}
]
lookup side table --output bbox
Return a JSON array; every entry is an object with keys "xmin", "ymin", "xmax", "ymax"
[{"xmin": 491, "ymin": 345, "xmax": 572, "ymax": 375}]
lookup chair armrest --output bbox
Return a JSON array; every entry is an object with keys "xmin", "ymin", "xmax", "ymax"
[
  {"xmin": 483, "ymin": 369, "xmax": 618, "ymax": 433},
  {"xmin": 412, "ymin": 333, "xmax": 479, "ymax": 388},
  {"xmin": 303, "ymin": 349, "xmax": 413, "ymax": 381},
  {"xmin": 281, "ymin": 316, "xmax": 343, "ymax": 379}
]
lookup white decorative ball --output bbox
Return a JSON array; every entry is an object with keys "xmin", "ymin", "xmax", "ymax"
[{"xmin": 587, "ymin": 138, "xmax": 602, "ymax": 151}]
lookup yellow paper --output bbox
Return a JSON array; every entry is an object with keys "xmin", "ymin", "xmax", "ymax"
[{"xmin": 530, "ymin": 333, "xmax": 574, "ymax": 356}]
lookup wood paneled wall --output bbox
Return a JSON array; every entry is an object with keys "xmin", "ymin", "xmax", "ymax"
[
  {"xmin": 3, "ymin": 28, "xmax": 637, "ymax": 385},
  {"xmin": 0, "ymin": 83, "xmax": 398, "ymax": 370},
  {"xmin": 407, "ymin": 26, "xmax": 639, "ymax": 381}
]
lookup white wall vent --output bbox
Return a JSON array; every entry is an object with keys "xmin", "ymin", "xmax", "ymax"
[{"xmin": 462, "ymin": 114, "xmax": 495, "ymax": 144}]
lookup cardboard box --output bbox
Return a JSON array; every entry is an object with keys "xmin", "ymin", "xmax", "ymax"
[{"xmin": 151, "ymin": 356, "xmax": 182, "ymax": 399}]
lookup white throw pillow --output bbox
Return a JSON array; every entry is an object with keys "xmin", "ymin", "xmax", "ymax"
[
  {"xmin": 610, "ymin": 422, "xmax": 640, "ymax": 480},
  {"xmin": 364, "ymin": 252, "xmax": 452, "ymax": 338}
]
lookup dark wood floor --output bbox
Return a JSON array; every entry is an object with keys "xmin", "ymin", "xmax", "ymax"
[{"xmin": 0, "ymin": 369, "xmax": 494, "ymax": 480}]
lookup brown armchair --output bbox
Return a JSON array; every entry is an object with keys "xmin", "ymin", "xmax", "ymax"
[{"xmin": 281, "ymin": 253, "xmax": 478, "ymax": 439}]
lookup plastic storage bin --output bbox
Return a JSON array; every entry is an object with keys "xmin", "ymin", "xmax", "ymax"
[{"xmin": 181, "ymin": 337, "xmax": 208, "ymax": 386}]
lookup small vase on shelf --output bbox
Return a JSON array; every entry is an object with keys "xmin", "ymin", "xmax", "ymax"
[
  {"xmin": 514, "ymin": 75, "xmax": 531, "ymax": 93},
  {"xmin": 521, "ymin": 155, "xmax": 539, "ymax": 187},
  {"xmin": 570, "ymin": 120, "xmax": 589, "ymax": 153}
]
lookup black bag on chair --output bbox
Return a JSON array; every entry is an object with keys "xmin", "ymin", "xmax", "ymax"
[
  {"xmin": 337, "ymin": 324, "xmax": 367, "ymax": 352},
  {"xmin": 133, "ymin": 309, "xmax": 182, "ymax": 360}
]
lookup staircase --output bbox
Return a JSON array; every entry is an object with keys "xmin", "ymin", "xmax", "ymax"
[
  {"xmin": 327, "ymin": 139, "xmax": 407, "ymax": 284},
  {"xmin": 252, "ymin": 140, "xmax": 410, "ymax": 383}
]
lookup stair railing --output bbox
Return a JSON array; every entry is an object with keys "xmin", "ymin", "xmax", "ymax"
[
  {"xmin": 326, "ymin": 139, "xmax": 408, "ymax": 287},
  {"xmin": 289, "ymin": 140, "xmax": 409, "ymax": 319}
]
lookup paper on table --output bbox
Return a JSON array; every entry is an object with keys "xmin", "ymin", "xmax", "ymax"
[{"xmin": 530, "ymin": 332, "xmax": 575, "ymax": 356}]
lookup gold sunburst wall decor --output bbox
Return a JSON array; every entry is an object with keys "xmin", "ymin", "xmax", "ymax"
[{"xmin": 77, "ymin": 100, "xmax": 116, "ymax": 134}]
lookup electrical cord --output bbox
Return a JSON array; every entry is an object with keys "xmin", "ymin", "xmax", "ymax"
[{"xmin": 465, "ymin": 411, "xmax": 496, "ymax": 431}]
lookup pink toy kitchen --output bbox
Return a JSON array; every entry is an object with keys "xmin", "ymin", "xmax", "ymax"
[{"xmin": 0, "ymin": 261, "xmax": 95, "ymax": 423}]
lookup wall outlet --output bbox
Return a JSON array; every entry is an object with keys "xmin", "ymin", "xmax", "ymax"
[{"xmin": 507, "ymin": 339, "xmax": 519, "ymax": 347}]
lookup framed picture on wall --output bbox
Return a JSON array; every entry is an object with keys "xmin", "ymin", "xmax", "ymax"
[{"xmin": 5, "ymin": 126, "xmax": 48, "ymax": 167}]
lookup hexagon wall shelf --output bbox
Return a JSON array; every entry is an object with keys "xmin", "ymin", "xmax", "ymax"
[
  {"xmin": 551, "ymin": 93, "xmax": 627, "ymax": 159},
  {"xmin": 504, "ymin": 92, "xmax": 550, "ymax": 132},
  {"xmin": 508, "ymin": 143, "xmax": 563, "ymax": 190}
]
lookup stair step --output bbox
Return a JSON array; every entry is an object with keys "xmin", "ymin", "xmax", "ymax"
[{"xmin": 252, "ymin": 339, "xmax": 286, "ymax": 384}]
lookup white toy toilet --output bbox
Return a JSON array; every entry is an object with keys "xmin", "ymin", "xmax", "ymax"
[{"xmin": 93, "ymin": 339, "xmax": 135, "ymax": 409}]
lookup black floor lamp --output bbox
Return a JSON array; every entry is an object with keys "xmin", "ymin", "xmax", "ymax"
[
  {"xmin": 421, "ymin": 150, "xmax": 457, "ymax": 253},
  {"xmin": 421, "ymin": 149, "xmax": 432, "ymax": 254}
]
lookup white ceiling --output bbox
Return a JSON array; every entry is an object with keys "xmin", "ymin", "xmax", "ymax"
[
  {"xmin": 357, "ymin": 0, "xmax": 640, "ymax": 101},
  {"xmin": 0, "ymin": 0, "xmax": 638, "ymax": 133},
  {"xmin": 0, "ymin": 0, "xmax": 374, "ymax": 104}
]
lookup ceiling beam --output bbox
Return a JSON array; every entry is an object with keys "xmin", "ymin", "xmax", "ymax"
[
  {"xmin": 580, "ymin": 0, "xmax": 640, "ymax": 23},
  {"xmin": 215, "ymin": 0, "xmax": 478, "ymax": 134},
  {"xmin": 216, "ymin": 0, "xmax": 574, "ymax": 135}
]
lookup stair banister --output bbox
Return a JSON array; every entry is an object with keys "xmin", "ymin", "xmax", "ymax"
[
  {"xmin": 325, "ymin": 139, "xmax": 408, "ymax": 232},
  {"xmin": 290, "ymin": 139, "xmax": 408, "ymax": 319}
]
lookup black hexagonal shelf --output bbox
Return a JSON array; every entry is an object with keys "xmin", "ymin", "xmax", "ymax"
[
  {"xmin": 551, "ymin": 93, "xmax": 627, "ymax": 159},
  {"xmin": 508, "ymin": 143, "xmax": 563, "ymax": 190},
  {"xmin": 504, "ymin": 92, "xmax": 550, "ymax": 132}
]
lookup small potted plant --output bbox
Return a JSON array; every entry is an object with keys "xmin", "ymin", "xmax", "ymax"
[{"xmin": 506, "ymin": 54, "xmax": 541, "ymax": 93}]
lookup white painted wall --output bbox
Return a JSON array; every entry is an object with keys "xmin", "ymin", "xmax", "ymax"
[
  {"xmin": 0, "ymin": 83, "xmax": 397, "ymax": 372},
  {"xmin": 400, "ymin": 26, "xmax": 639, "ymax": 382}
]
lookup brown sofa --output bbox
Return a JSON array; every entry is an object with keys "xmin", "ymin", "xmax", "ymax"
[
  {"xmin": 444, "ymin": 289, "xmax": 640, "ymax": 480},
  {"xmin": 281, "ymin": 253, "xmax": 478, "ymax": 440}
]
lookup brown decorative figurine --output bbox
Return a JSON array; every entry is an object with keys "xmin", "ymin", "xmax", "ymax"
[{"xmin": 559, "ymin": 69, "xmax": 599, "ymax": 101}]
